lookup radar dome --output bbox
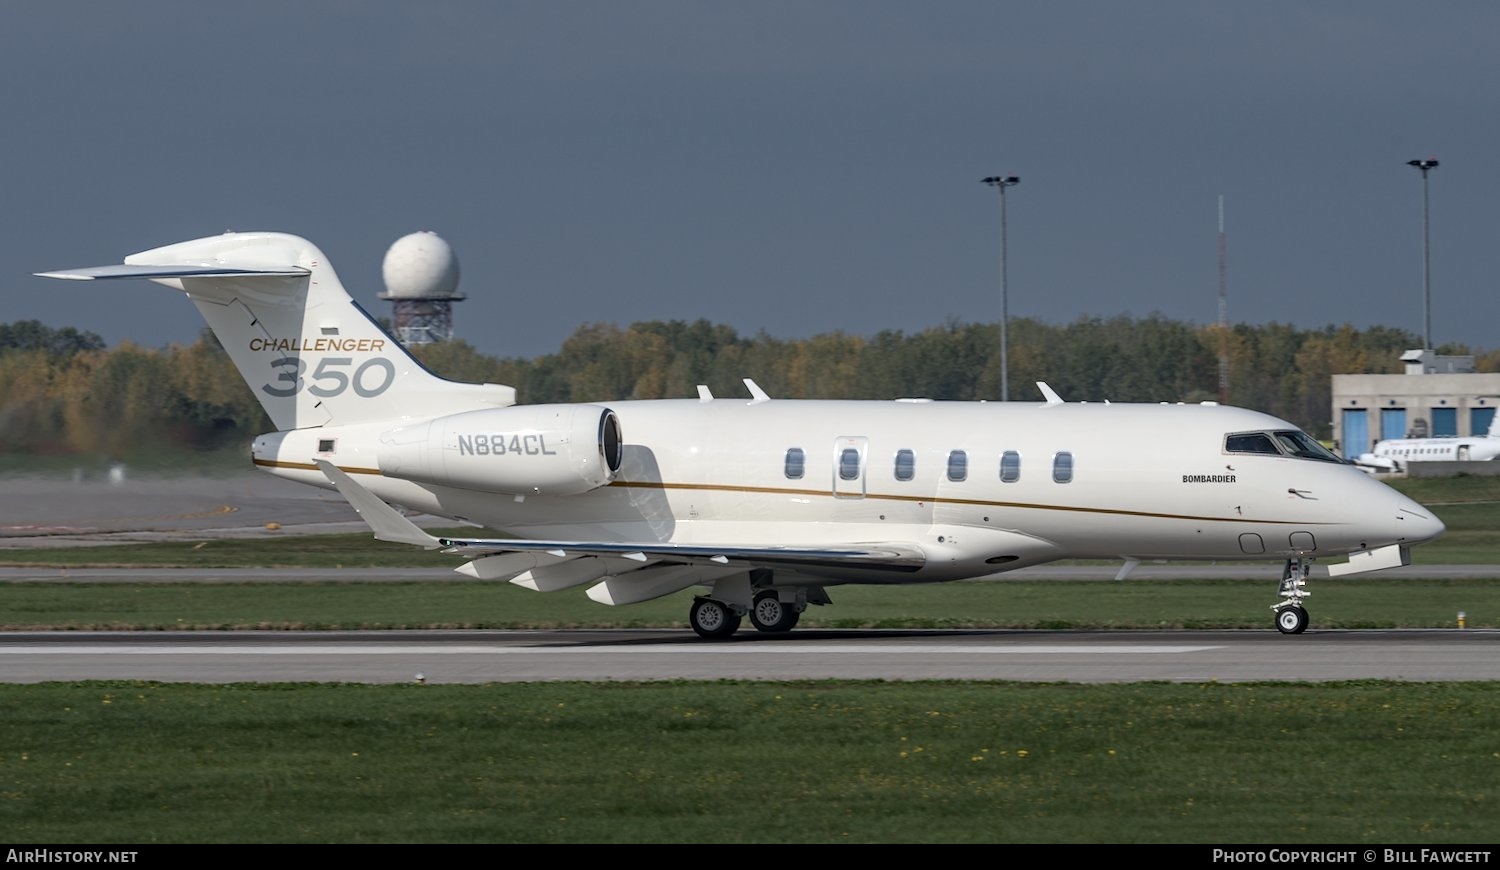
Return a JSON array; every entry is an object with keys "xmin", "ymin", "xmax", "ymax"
[{"xmin": 380, "ymin": 231, "xmax": 461, "ymax": 299}]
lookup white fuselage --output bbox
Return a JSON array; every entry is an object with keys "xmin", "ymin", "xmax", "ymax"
[
  {"xmin": 252, "ymin": 398, "xmax": 1442, "ymax": 585},
  {"xmin": 1362, "ymin": 436, "xmax": 1500, "ymax": 469}
]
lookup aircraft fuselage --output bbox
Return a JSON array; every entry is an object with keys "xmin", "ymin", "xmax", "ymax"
[{"xmin": 252, "ymin": 398, "xmax": 1441, "ymax": 585}]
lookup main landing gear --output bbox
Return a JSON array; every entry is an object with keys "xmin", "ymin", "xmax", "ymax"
[
  {"xmin": 689, "ymin": 597, "xmax": 742, "ymax": 640},
  {"xmin": 749, "ymin": 590, "xmax": 801, "ymax": 633},
  {"xmin": 688, "ymin": 584, "xmax": 813, "ymax": 639},
  {"xmin": 1271, "ymin": 558, "xmax": 1311, "ymax": 635}
]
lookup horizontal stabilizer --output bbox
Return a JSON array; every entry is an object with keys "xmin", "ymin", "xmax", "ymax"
[
  {"xmin": 314, "ymin": 460, "xmax": 442, "ymax": 550},
  {"xmin": 35, "ymin": 264, "xmax": 309, "ymax": 281}
]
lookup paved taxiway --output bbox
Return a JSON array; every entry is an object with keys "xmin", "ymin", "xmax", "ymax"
[{"xmin": 1, "ymin": 629, "xmax": 1494, "ymax": 684}]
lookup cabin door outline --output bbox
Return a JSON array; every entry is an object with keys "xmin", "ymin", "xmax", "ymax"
[{"xmin": 832, "ymin": 436, "xmax": 868, "ymax": 499}]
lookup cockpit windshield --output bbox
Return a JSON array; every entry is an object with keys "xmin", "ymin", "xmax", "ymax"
[{"xmin": 1225, "ymin": 429, "xmax": 1343, "ymax": 463}]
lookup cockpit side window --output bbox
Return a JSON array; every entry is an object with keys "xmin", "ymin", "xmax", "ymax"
[
  {"xmin": 1273, "ymin": 430, "xmax": 1343, "ymax": 463},
  {"xmin": 1225, "ymin": 430, "xmax": 1343, "ymax": 463},
  {"xmin": 1225, "ymin": 432, "xmax": 1281, "ymax": 455}
]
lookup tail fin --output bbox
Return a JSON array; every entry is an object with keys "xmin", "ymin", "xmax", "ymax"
[{"xmin": 38, "ymin": 232, "xmax": 514, "ymax": 430}]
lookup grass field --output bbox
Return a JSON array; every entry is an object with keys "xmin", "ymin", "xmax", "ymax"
[
  {"xmin": 3, "ymin": 680, "xmax": 1497, "ymax": 844},
  {"xmin": 2, "ymin": 474, "xmax": 1495, "ymax": 844}
]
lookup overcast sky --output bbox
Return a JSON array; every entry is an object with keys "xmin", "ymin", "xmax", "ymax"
[{"xmin": 5, "ymin": 2, "xmax": 1498, "ymax": 366}]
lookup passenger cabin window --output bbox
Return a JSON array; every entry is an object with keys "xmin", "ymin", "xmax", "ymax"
[
  {"xmin": 894, "ymin": 449, "xmax": 915, "ymax": 481},
  {"xmin": 838, "ymin": 448, "xmax": 861, "ymax": 481},
  {"xmin": 947, "ymin": 450, "xmax": 967, "ymax": 482},
  {"xmin": 784, "ymin": 447, "xmax": 805, "ymax": 479},
  {"xmin": 1000, "ymin": 450, "xmax": 1021, "ymax": 483},
  {"xmin": 1052, "ymin": 451, "xmax": 1074, "ymax": 483}
]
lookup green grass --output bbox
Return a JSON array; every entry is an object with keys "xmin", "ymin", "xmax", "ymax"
[
  {"xmin": 1, "ymin": 475, "xmax": 1494, "ymax": 844},
  {"xmin": 0, "ymin": 577, "xmax": 1492, "ymax": 631},
  {"xmin": 1386, "ymin": 473, "xmax": 1500, "ymax": 505},
  {"xmin": 1, "ymin": 681, "xmax": 1495, "ymax": 843}
]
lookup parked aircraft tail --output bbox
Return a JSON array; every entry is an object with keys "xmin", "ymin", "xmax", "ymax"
[{"xmin": 37, "ymin": 232, "xmax": 515, "ymax": 430}]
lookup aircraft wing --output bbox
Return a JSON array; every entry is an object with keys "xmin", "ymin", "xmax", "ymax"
[
  {"xmin": 314, "ymin": 460, "xmax": 925, "ymax": 588},
  {"xmin": 434, "ymin": 535, "xmax": 925, "ymax": 572}
]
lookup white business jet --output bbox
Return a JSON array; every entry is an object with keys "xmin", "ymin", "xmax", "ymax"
[
  {"xmin": 1353, "ymin": 414, "xmax": 1500, "ymax": 473},
  {"xmin": 38, "ymin": 232, "xmax": 1446, "ymax": 636}
]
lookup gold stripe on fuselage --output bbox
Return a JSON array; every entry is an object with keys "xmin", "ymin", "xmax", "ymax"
[
  {"xmin": 253, "ymin": 458, "xmax": 382, "ymax": 475},
  {"xmin": 604, "ymin": 480, "xmax": 1331, "ymax": 526},
  {"xmin": 251, "ymin": 458, "xmax": 1331, "ymax": 527}
]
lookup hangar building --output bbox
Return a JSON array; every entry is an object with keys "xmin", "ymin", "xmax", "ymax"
[{"xmin": 1330, "ymin": 349, "xmax": 1500, "ymax": 459}]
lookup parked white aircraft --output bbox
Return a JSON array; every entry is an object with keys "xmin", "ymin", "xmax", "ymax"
[
  {"xmin": 1353, "ymin": 414, "xmax": 1500, "ymax": 473},
  {"xmin": 38, "ymin": 232, "xmax": 1446, "ymax": 636}
]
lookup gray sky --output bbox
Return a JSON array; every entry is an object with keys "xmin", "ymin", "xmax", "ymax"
[{"xmin": 5, "ymin": 1, "xmax": 1498, "ymax": 364}]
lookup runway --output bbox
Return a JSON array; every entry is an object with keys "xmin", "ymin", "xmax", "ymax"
[{"xmin": 1, "ymin": 628, "xmax": 1494, "ymax": 684}]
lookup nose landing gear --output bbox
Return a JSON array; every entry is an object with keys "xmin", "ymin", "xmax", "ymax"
[{"xmin": 1272, "ymin": 558, "xmax": 1311, "ymax": 634}]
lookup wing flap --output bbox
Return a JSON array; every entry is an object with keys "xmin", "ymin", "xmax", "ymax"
[{"xmin": 437, "ymin": 535, "xmax": 926, "ymax": 573}]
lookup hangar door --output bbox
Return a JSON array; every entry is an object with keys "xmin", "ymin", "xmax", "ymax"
[
  {"xmin": 1472, "ymin": 407, "xmax": 1496, "ymax": 437},
  {"xmin": 1380, "ymin": 408, "xmax": 1407, "ymax": 441},
  {"xmin": 1431, "ymin": 407, "xmax": 1457, "ymax": 437},
  {"xmin": 1340, "ymin": 409, "xmax": 1369, "ymax": 459}
]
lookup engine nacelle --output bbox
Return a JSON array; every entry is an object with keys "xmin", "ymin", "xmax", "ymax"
[{"xmin": 377, "ymin": 404, "xmax": 622, "ymax": 496}]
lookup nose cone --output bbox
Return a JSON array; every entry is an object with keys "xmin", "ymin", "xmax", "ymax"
[{"xmin": 1395, "ymin": 495, "xmax": 1445, "ymax": 545}]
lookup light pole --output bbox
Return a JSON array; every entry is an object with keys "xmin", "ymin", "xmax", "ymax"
[
  {"xmin": 982, "ymin": 175, "xmax": 1020, "ymax": 401},
  {"xmin": 1407, "ymin": 158, "xmax": 1439, "ymax": 351}
]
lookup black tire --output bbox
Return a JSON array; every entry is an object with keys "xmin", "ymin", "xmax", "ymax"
[
  {"xmin": 689, "ymin": 598, "xmax": 742, "ymax": 640},
  {"xmin": 1275, "ymin": 606, "xmax": 1309, "ymax": 635},
  {"xmin": 750, "ymin": 590, "xmax": 800, "ymax": 633}
]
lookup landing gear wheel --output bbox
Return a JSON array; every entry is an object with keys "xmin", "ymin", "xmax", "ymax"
[
  {"xmin": 1275, "ymin": 606, "xmax": 1309, "ymax": 635},
  {"xmin": 690, "ymin": 598, "xmax": 742, "ymax": 640},
  {"xmin": 750, "ymin": 590, "xmax": 800, "ymax": 633},
  {"xmin": 1270, "ymin": 558, "xmax": 1312, "ymax": 635}
]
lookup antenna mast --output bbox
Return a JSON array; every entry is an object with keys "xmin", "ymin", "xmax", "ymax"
[{"xmin": 1218, "ymin": 195, "xmax": 1229, "ymax": 404}]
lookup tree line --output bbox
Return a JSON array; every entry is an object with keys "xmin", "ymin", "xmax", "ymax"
[{"xmin": 2, "ymin": 316, "xmax": 1491, "ymax": 456}]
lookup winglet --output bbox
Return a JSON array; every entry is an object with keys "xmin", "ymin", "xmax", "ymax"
[
  {"xmin": 314, "ymin": 459, "xmax": 442, "ymax": 549},
  {"xmin": 1037, "ymin": 381, "xmax": 1064, "ymax": 406},
  {"xmin": 744, "ymin": 378, "xmax": 770, "ymax": 404}
]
